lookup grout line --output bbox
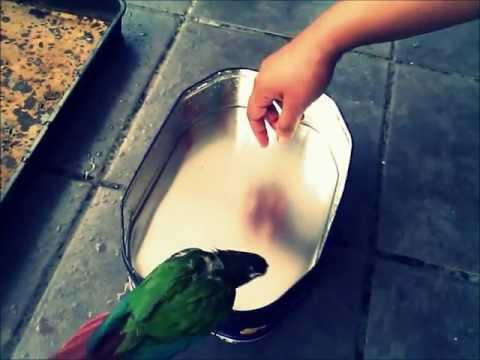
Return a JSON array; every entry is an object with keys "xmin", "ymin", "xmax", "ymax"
[
  {"xmin": 44, "ymin": 168, "xmax": 123, "ymax": 194},
  {"xmin": 127, "ymin": 1, "xmax": 189, "ymax": 17},
  {"xmin": 376, "ymin": 250, "xmax": 480, "ymax": 285},
  {"xmin": 45, "ymin": 167, "xmax": 124, "ymax": 192},
  {"xmin": 99, "ymin": 179, "xmax": 123, "ymax": 191},
  {"xmin": 331, "ymin": 236, "xmax": 478, "ymax": 287},
  {"xmin": 351, "ymin": 48, "xmax": 391, "ymax": 61},
  {"xmin": 186, "ymin": 0, "xmax": 199, "ymax": 18},
  {"xmin": 393, "ymin": 58, "xmax": 480, "ymax": 81},
  {"xmin": 189, "ymin": 14, "xmax": 292, "ymax": 41},
  {"xmin": 334, "ymin": 238, "xmax": 479, "ymax": 285},
  {"xmin": 354, "ymin": 42, "xmax": 396, "ymax": 360},
  {"xmin": 43, "ymin": 167, "xmax": 99, "ymax": 185}
]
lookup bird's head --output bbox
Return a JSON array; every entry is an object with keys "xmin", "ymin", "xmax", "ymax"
[{"xmin": 215, "ymin": 250, "xmax": 268, "ymax": 288}]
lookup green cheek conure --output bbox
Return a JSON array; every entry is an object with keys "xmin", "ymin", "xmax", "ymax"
[{"xmin": 52, "ymin": 248, "xmax": 268, "ymax": 359}]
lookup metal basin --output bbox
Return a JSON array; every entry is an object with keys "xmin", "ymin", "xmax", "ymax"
[{"xmin": 121, "ymin": 68, "xmax": 351, "ymax": 342}]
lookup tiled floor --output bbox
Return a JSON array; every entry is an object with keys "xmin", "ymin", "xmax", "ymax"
[{"xmin": 1, "ymin": 1, "xmax": 478, "ymax": 359}]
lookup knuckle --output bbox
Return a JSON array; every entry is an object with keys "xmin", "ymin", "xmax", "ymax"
[{"xmin": 277, "ymin": 122, "xmax": 295, "ymax": 134}]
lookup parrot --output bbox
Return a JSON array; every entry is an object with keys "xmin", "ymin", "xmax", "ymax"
[{"xmin": 52, "ymin": 248, "xmax": 268, "ymax": 360}]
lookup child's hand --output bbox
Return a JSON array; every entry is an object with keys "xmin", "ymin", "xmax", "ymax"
[
  {"xmin": 247, "ymin": 36, "xmax": 339, "ymax": 147},
  {"xmin": 247, "ymin": 0, "xmax": 479, "ymax": 148}
]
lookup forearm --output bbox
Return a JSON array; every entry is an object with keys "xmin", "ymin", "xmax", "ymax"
[
  {"xmin": 300, "ymin": 0, "xmax": 480, "ymax": 59},
  {"xmin": 246, "ymin": 0, "xmax": 478, "ymax": 144}
]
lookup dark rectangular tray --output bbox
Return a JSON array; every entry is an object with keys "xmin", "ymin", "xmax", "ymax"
[{"xmin": 0, "ymin": 0, "xmax": 126, "ymax": 201}]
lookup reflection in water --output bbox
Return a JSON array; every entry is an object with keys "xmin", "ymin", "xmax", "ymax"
[
  {"xmin": 134, "ymin": 108, "xmax": 338, "ymax": 311},
  {"xmin": 244, "ymin": 182, "xmax": 288, "ymax": 241}
]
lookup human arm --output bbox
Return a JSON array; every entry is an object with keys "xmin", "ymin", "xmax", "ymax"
[{"xmin": 247, "ymin": 0, "xmax": 480, "ymax": 146}]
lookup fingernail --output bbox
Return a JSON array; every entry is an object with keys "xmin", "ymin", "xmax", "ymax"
[{"xmin": 279, "ymin": 136, "xmax": 289, "ymax": 144}]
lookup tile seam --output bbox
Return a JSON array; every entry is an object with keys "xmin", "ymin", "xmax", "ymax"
[{"xmin": 354, "ymin": 42, "xmax": 396, "ymax": 360}]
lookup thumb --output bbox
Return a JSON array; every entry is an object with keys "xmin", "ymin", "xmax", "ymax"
[{"xmin": 275, "ymin": 97, "xmax": 304, "ymax": 143}]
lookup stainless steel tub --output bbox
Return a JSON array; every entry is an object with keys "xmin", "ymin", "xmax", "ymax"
[{"xmin": 121, "ymin": 68, "xmax": 352, "ymax": 342}]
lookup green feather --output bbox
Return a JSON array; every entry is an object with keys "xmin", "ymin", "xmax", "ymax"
[
  {"xmin": 116, "ymin": 249, "xmax": 234, "ymax": 355},
  {"xmin": 86, "ymin": 292, "xmax": 131, "ymax": 356}
]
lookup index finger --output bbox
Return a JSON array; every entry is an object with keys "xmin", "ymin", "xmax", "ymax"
[{"xmin": 247, "ymin": 84, "xmax": 274, "ymax": 147}]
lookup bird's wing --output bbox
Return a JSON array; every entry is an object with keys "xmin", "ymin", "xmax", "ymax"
[
  {"xmin": 123, "ymin": 253, "xmax": 234, "ymax": 338},
  {"xmin": 128, "ymin": 253, "xmax": 198, "ymax": 323},
  {"xmin": 143, "ymin": 275, "xmax": 235, "ymax": 340}
]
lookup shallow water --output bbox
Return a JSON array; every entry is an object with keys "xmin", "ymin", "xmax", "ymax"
[{"xmin": 134, "ymin": 108, "xmax": 338, "ymax": 310}]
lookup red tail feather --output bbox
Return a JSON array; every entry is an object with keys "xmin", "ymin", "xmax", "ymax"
[{"xmin": 52, "ymin": 312, "xmax": 109, "ymax": 360}]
